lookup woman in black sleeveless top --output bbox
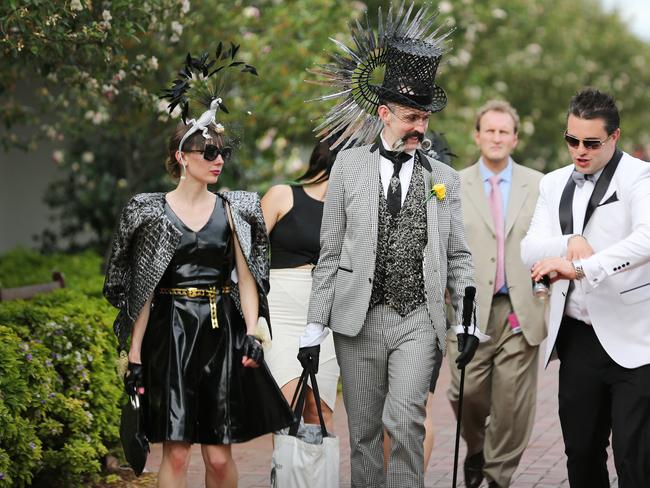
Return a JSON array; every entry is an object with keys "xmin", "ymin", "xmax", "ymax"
[{"xmin": 261, "ymin": 139, "xmax": 342, "ymax": 431}]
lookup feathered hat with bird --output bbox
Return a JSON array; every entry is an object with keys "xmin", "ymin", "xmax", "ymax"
[{"xmin": 160, "ymin": 42, "xmax": 258, "ymax": 178}]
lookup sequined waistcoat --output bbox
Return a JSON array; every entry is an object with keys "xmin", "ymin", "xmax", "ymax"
[{"xmin": 370, "ymin": 160, "xmax": 428, "ymax": 316}]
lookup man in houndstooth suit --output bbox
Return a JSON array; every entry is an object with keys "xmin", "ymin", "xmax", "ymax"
[{"xmin": 298, "ymin": 36, "xmax": 481, "ymax": 488}]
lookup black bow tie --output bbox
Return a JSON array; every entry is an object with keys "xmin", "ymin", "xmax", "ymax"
[
  {"xmin": 571, "ymin": 170, "xmax": 593, "ymax": 188},
  {"xmin": 379, "ymin": 144, "xmax": 412, "ymax": 171}
]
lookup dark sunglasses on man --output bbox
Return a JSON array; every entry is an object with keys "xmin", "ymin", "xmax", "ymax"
[
  {"xmin": 185, "ymin": 144, "xmax": 233, "ymax": 161},
  {"xmin": 564, "ymin": 131, "xmax": 613, "ymax": 151}
]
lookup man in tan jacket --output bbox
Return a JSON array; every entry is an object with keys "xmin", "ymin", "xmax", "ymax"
[{"xmin": 447, "ymin": 100, "xmax": 546, "ymax": 488}]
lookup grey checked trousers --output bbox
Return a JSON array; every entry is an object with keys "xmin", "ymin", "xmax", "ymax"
[{"xmin": 334, "ymin": 303, "xmax": 437, "ymax": 488}]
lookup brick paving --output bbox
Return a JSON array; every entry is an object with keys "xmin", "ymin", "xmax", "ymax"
[{"xmin": 143, "ymin": 349, "xmax": 618, "ymax": 487}]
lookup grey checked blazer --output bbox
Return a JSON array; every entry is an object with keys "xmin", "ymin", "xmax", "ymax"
[{"xmin": 307, "ymin": 144, "xmax": 476, "ymax": 352}]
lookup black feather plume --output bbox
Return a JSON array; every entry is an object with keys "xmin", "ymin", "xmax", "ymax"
[{"xmin": 160, "ymin": 43, "xmax": 258, "ymax": 123}]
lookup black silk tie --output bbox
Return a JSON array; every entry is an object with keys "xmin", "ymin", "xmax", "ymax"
[{"xmin": 379, "ymin": 145, "xmax": 411, "ymax": 217}]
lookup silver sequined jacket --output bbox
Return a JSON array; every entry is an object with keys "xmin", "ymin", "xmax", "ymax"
[{"xmin": 103, "ymin": 191, "xmax": 271, "ymax": 351}]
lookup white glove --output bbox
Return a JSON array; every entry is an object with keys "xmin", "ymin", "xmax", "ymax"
[{"xmin": 299, "ymin": 322, "xmax": 330, "ymax": 347}]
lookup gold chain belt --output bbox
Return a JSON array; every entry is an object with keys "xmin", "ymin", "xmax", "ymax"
[{"xmin": 157, "ymin": 286, "xmax": 231, "ymax": 329}]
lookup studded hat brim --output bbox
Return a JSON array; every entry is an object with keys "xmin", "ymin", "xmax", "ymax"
[{"xmin": 374, "ymin": 84, "xmax": 447, "ymax": 113}]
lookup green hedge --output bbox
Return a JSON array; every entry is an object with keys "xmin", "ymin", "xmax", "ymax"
[
  {"xmin": 0, "ymin": 248, "xmax": 105, "ymax": 296},
  {"xmin": 0, "ymin": 250, "xmax": 122, "ymax": 487}
]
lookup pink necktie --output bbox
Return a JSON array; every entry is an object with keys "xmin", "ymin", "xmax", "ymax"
[{"xmin": 488, "ymin": 175, "xmax": 505, "ymax": 293}]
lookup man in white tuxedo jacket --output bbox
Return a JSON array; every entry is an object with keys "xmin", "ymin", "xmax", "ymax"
[{"xmin": 521, "ymin": 88, "xmax": 650, "ymax": 488}]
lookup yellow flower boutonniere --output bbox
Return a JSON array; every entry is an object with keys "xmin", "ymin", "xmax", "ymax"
[
  {"xmin": 425, "ymin": 179, "xmax": 446, "ymax": 202},
  {"xmin": 433, "ymin": 183, "xmax": 446, "ymax": 200}
]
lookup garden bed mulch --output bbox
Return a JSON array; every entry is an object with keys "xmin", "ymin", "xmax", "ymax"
[{"xmin": 91, "ymin": 468, "xmax": 157, "ymax": 487}]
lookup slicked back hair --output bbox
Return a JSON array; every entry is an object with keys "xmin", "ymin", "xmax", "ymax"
[{"xmin": 567, "ymin": 88, "xmax": 620, "ymax": 135}]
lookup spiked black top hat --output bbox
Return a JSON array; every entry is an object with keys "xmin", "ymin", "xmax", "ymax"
[
  {"xmin": 307, "ymin": 2, "xmax": 453, "ymax": 149},
  {"xmin": 377, "ymin": 37, "xmax": 447, "ymax": 113}
]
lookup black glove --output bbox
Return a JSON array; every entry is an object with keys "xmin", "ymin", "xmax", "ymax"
[
  {"xmin": 243, "ymin": 335, "xmax": 264, "ymax": 364},
  {"xmin": 124, "ymin": 362, "xmax": 143, "ymax": 396},
  {"xmin": 456, "ymin": 333, "xmax": 479, "ymax": 369},
  {"xmin": 297, "ymin": 345, "xmax": 320, "ymax": 374}
]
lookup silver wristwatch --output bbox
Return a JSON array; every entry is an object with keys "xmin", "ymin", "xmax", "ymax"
[{"xmin": 572, "ymin": 261, "xmax": 585, "ymax": 280}]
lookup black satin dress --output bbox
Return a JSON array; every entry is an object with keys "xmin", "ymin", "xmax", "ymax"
[{"xmin": 141, "ymin": 195, "xmax": 293, "ymax": 444}]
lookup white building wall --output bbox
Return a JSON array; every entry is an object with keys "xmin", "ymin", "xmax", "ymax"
[{"xmin": 1, "ymin": 139, "xmax": 59, "ymax": 254}]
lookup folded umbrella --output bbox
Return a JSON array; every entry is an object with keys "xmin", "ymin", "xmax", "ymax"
[{"xmin": 119, "ymin": 393, "xmax": 149, "ymax": 476}]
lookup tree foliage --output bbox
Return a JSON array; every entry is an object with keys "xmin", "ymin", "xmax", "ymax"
[
  {"xmin": 3, "ymin": 0, "xmax": 357, "ymax": 252},
  {"xmin": 0, "ymin": 0, "xmax": 186, "ymax": 148},
  {"xmin": 363, "ymin": 0, "xmax": 650, "ymax": 170},
  {"xmin": 2, "ymin": 0, "xmax": 650, "ymax": 251}
]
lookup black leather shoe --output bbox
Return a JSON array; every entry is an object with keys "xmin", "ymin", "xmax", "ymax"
[{"xmin": 463, "ymin": 451, "xmax": 484, "ymax": 488}]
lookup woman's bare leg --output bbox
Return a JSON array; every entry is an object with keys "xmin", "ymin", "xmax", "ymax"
[
  {"xmin": 303, "ymin": 388, "xmax": 334, "ymax": 433},
  {"xmin": 282, "ymin": 378, "xmax": 334, "ymax": 432},
  {"xmin": 157, "ymin": 441, "xmax": 191, "ymax": 488},
  {"xmin": 280, "ymin": 378, "xmax": 301, "ymax": 408},
  {"xmin": 202, "ymin": 444, "xmax": 238, "ymax": 488}
]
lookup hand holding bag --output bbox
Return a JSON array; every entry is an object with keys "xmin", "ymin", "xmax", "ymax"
[{"xmin": 271, "ymin": 369, "xmax": 339, "ymax": 488}]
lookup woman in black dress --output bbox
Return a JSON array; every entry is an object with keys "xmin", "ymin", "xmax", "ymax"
[{"xmin": 104, "ymin": 122, "xmax": 292, "ymax": 487}]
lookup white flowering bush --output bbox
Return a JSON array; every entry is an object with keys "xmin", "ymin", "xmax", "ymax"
[
  {"xmin": 0, "ymin": 0, "xmax": 188, "ymax": 149},
  {"xmin": 33, "ymin": 0, "xmax": 354, "ymax": 252},
  {"xmin": 5, "ymin": 0, "xmax": 650, "ymax": 251}
]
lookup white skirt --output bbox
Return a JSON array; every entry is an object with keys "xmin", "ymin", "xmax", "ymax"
[{"xmin": 265, "ymin": 268, "xmax": 340, "ymax": 410}]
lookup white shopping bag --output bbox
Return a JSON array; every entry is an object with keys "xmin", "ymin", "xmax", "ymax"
[
  {"xmin": 271, "ymin": 369, "xmax": 339, "ymax": 488},
  {"xmin": 271, "ymin": 427, "xmax": 339, "ymax": 488}
]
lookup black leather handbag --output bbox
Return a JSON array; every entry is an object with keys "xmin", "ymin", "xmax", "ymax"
[{"xmin": 119, "ymin": 393, "xmax": 149, "ymax": 476}]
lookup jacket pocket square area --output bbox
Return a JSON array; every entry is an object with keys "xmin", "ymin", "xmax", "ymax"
[
  {"xmin": 620, "ymin": 282, "xmax": 650, "ymax": 305},
  {"xmin": 337, "ymin": 266, "xmax": 353, "ymax": 273},
  {"xmin": 598, "ymin": 191, "xmax": 619, "ymax": 207}
]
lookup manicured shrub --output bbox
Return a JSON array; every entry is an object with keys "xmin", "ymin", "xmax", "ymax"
[
  {"xmin": 0, "ymin": 325, "xmax": 47, "ymax": 486},
  {"xmin": 0, "ymin": 250, "xmax": 122, "ymax": 487},
  {"xmin": 0, "ymin": 248, "xmax": 105, "ymax": 297}
]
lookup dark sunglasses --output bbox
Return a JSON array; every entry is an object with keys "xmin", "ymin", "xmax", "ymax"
[
  {"xmin": 185, "ymin": 145, "xmax": 232, "ymax": 161},
  {"xmin": 564, "ymin": 131, "xmax": 612, "ymax": 150}
]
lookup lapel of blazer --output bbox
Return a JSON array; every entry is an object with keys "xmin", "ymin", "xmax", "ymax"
[
  {"xmin": 422, "ymin": 158, "xmax": 441, "ymax": 277},
  {"xmin": 505, "ymin": 162, "xmax": 530, "ymax": 238},
  {"xmin": 364, "ymin": 146, "xmax": 381, "ymax": 243},
  {"xmin": 465, "ymin": 162, "xmax": 495, "ymax": 234}
]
